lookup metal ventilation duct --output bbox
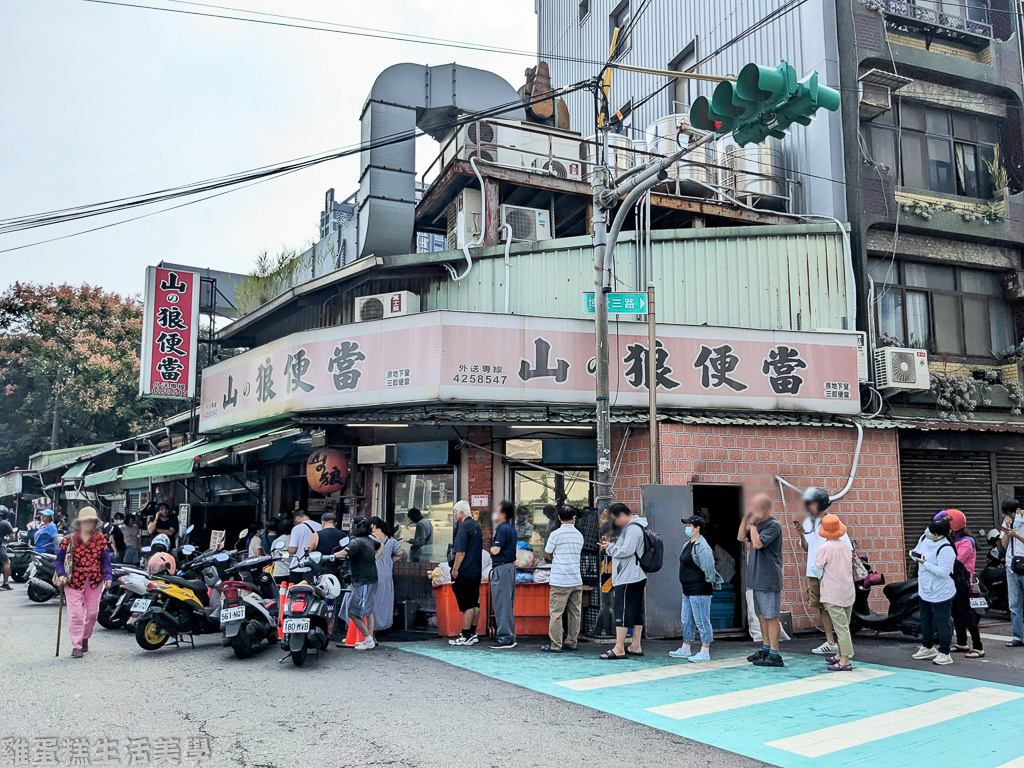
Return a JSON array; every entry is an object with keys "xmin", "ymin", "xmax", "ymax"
[{"xmin": 358, "ymin": 63, "xmax": 526, "ymax": 258}]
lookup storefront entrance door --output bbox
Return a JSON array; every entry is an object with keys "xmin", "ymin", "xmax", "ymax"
[
  {"xmin": 388, "ymin": 470, "xmax": 455, "ymax": 565},
  {"xmin": 512, "ymin": 468, "xmax": 593, "ymax": 555}
]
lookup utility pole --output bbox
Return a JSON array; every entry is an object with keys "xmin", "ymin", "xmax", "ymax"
[
  {"xmin": 647, "ymin": 276, "xmax": 658, "ymax": 484},
  {"xmin": 50, "ymin": 367, "xmax": 61, "ymax": 450},
  {"xmin": 592, "ymin": 137, "xmax": 613, "ymax": 518}
]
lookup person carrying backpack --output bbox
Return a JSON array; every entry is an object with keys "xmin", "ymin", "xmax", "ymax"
[
  {"xmin": 937, "ymin": 510, "xmax": 984, "ymax": 659},
  {"xmin": 600, "ymin": 503, "xmax": 659, "ymax": 660},
  {"xmin": 911, "ymin": 517, "xmax": 957, "ymax": 666}
]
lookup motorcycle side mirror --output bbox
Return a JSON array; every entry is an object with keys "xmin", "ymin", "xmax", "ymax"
[
  {"xmin": 339, "ymin": 537, "xmax": 350, "ymax": 548},
  {"xmin": 186, "ymin": 524, "xmax": 195, "ymax": 534},
  {"xmin": 272, "ymin": 539, "xmax": 287, "ymax": 551},
  {"xmin": 215, "ymin": 552, "xmax": 230, "ymax": 563},
  {"xmin": 181, "ymin": 545, "xmax": 196, "ymax": 555},
  {"xmin": 308, "ymin": 551, "xmax": 323, "ymax": 564},
  {"xmin": 141, "ymin": 546, "xmax": 152, "ymax": 554}
]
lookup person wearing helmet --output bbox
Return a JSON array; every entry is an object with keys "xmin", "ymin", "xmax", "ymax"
[
  {"xmin": 936, "ymin": 510, "xmax": 984, "ymax": 658},
  {"xmin": 796, "ymin": 486, "xmax": 851, "ymax": 657}
]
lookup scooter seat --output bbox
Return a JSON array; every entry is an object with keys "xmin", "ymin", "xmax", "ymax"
[
  {"xmin": 153, "ymin": 573, "xmax": 209, "ymax": 600},
  {"xmin": 883, "ymin": 579, "xmax": 918, "ymax": 601}
]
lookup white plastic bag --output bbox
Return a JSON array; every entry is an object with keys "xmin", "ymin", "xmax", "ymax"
[{"xmin": 533, "ymin": 566, "xmax": 551, "ymax": 584}]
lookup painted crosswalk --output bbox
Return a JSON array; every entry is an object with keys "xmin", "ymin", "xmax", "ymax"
[
  {"xmin": 648, "ymin": 667, "xmax": 891, "ymax": 719},
  {"xmin": 402, "ymin": 644, "xmax": 1024, "ymax": 768},
  {"xmin": 766, "ymin": 687, "xmax": 1023, "ymax": 757}
]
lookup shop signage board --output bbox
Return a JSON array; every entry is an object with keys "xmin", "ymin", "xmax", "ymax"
[
  {"xmin": 199, "ymin": 311, "xmax": 861, "ymax": 432},
  {"xmin": 140, "ymin": 266, "xmax": 201, "ymax": 399},
  {"xmin": 0, "ymin": 472, "xmax": 22, "ymax": 498},
  {"xmin": 583, "ymin": 292, "xmax": 648, "ymax": 314}
]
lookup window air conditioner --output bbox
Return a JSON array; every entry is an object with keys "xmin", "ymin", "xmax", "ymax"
[
  {"xmin": 874, "ymin": 347, "xmax": 929, "ymax": 392},
  {"xmin": 501, "ymin": 205, "xmax": 552, "ymax": 243},
  {"xmin": 354, "ymin": 291, "xmax": 420, "ymax": 323},
  {"xmin": 858, "ymin": 69, "xmax": 913, "ymax": 122}
]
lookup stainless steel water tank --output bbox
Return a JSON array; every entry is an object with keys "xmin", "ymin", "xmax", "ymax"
[
  {"xmin": 718, "ymin": 136, "xmax": 785, "ymax": 199},
  {"xmin": 582, "ymin": 133, "xmax": 635, "ymax": 180},
  {"xmin": 645, "ymin": 114, "xmax": 716, "ymax": 187}
]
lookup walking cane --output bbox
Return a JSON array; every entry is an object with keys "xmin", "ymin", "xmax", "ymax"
[{"xmin": 55, "ymin": 587, "xmax": 65, "ymax": 657}]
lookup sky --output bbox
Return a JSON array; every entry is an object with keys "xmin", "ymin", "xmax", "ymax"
[{"xmin": 0, "ymin": 0, "xmax": 538, "ymax": 298}]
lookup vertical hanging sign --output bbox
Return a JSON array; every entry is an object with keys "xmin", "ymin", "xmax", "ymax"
[{"xmin": 140, "ymin": 266, "xmax": 201, "ymax": 399}]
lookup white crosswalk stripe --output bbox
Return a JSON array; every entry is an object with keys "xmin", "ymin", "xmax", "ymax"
[
  {"xmin": 766, "ymin": 687, "xmax": 1024, "ymax": 758},
  {"xmin": 994, "ymin": 757, "xmax": 1024, "ymax": 768},
  {"xmin": 555, "ymin": 656, "xmax": 748, "ymax": 691},
  {"xmin": 981, "ymin": 633, "xmax": 1014, "ymax": 643},
  {"xmin": 646, "ymin": 668, "xmax": 892, "ymax": 719}
]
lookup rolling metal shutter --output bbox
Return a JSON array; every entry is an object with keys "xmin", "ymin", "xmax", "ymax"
[
  {"xmin": 996, "ymin": 452, "xmax": 1024, "ymax": 489},
  {"xmin": 899, "ymin": 450, "xmax": 993, "ymax": 549}
]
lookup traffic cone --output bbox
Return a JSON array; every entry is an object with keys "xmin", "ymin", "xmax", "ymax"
[
  {"xmin": 342, "ymin": 620, "xmax": 365, "ymax": 647},
  {"xmin": 277, "ymin": 582, "xmax": 289, "ymax": 640}
]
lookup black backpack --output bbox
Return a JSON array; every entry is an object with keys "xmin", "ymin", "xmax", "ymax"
[
  {"xmin": 628, "ymin": 520, "xmax": 664, "ymax": 573},
  {"xmin": 937, "ymin": 541, "xmax": 971, "ymax": 591}
]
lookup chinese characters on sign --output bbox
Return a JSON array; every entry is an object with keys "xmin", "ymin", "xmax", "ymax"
[
  {"xmin": 0, "ymin": 734, "xmax": 211, "ymax": 766},
  {"xmin": 140, "ymin": 267, "xmax": 200, "ymax": 400},
  {"xmin": 199, "ymin": 313, "xmax": 861, "ymax": 431}
]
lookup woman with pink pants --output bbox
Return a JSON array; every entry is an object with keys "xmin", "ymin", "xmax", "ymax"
[{"xmin": 55, "ymin": 507, "xmax": 112, "ymax": 659}]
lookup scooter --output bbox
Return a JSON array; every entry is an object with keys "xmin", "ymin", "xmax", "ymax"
[
  {"xmin": 218, "ymin": 553, "xmax": 280, "ymax": 659},
  {"xmin": 279, "ymin": 545, "xmax": 344, "ymax": 667},
  {"xmin": 99, "ymin": 562, "xmax": 154, "ymax": 629},
  {"xmin": 25, "ymin": 551, "xmax": 58, "ymax": 603},
  {"xmin": 7, "ymin": 538, "xmax": 33, "ymax": 583},
  {"xmin": 134, "ymin": 553, "xmax": 229, "ymax": 651},
  {"xmin": 849, "ymin": 553, "xmax": 921, "ymax": 636}
]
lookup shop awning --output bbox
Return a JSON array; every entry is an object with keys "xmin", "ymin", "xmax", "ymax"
[
  {"xmin": 83, "ymin": 467, "xmax": 120, "ymax": 489},
  {"xmin": 119, "ymin": 425, "xmax": 295, "ymax": 484},
  {"xmin": 62, "ymin": 461, "xmax": 91, "ymax": 482}
]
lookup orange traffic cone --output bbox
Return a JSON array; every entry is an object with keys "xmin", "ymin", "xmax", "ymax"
[
  {"xmin": 277, "ymin": 582, "xmax": 289, "ymax": 640},
  {"xmin": 342, "ymin": 620, "xmax": 365, "ymax": 648}
]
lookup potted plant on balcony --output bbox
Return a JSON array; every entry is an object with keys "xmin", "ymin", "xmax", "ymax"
[{"xmin": 986, "ymin": 145, "xmax": 1010, "ymax": 200}]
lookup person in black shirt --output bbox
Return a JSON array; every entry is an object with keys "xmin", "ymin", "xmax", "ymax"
[
  {"xmin": 489, "ymin": 500, "xmax": 518, "ymax": 649},
  {"xmin": 147, "ymin": 503, "xmax": 180, "ymax": 548},
  {"xmin": 449, "ymin": 500, "xmax": 483, "ymax": 646},
  {"xmin": 108, "ymin": 514, "xmax": 126, "ymax": 563},
  {"xmin": 0, "ymin": 516, "xmax": 14, "ymax": 590},
  {"xmin": 309, "ymin": 513, "xmax": 346, "ymax": 576},
  {"xmin": 670, "ymin": 515, "xmax": 721, "ymax": 663},
  {"xmin": 336, "ymin": 518, "xmax": 380, "ymax": 650}
]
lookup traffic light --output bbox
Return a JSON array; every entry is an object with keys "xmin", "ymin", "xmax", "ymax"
[{"xmin": 689, "ymin": 60, "xmax": 840, "ymax": 146}]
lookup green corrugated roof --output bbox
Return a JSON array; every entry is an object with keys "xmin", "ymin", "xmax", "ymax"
[
  {"xmin": 83, "ymin": 467, "xmax": 120, "ymax": 489},
  {"xmin": 119, "ymin": 425, "xmax": 291, "ymax": 483},
  {"xmin": 62, "ymin": 461, "xmax": 91, "ymax": 481},
  {"xmin": 28, "ymin": 443, "xmax": 112, "ymax": 472}
]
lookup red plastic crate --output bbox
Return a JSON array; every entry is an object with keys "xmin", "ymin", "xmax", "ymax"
[
  {"xmin": 513, "ymin": 583, "xmax": 550, "ymax": 617},
  {"xmin": 433, "ymin": 583, "xmax": 487, "ymax": 637}
]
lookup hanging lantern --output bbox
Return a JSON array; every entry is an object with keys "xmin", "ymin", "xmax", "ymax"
[{"xmin": 306, "ymin": 448, "xmax": 348, "ymax": 494}]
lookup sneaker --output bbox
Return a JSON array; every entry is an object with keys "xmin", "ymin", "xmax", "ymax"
[
  {"xmin": 669, "ymin": 646, "xmax": 691, "ymax": 659},
  {"xmin": 449, "ymin": 634, "xmax": 477, "ymax": 646},
  {"xmin": 933, "ymin": 653, "xmax": 954, "ymax": 666},
  {"xmin": 811, "ymin": 642, "xmax": 839, "ymax": 656},
  {"xmin": 912, "ymin": 646, "xmax": 938, "ymax": 660},
  {"xmin": 354, "ymin": 637, "xmax": 376, "ymax": 651},
  {"xmin": 71, "ymin": 649, "xmax": 83, "ymax": 659},
  {"xmin": 746, "ymin": 649, "xmax": 768, "ymax": 662},
  {"xmin": 489, "ymin": 641, "xmax": 517, "ymax": 650},
  {"xmin": 752, "ymin": 654, "xmax": 785, "ymax": 667},
  {"xmin": 688, "ymin": 652, "xmax": 708, "ymax": 663}
]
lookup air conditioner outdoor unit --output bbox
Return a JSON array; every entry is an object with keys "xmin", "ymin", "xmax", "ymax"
[
  {"xmin": 816, "ymin": 329, "xmax": 870, "ymax": 383},
  {"xmin": 445, "ymin": 188, "xmax": 483, "ymax": 250},
  {"xmin": 354, "ymin": 290, "xmax": 420, "ymax": 323},
  {"xmin": 874, "ymin": 346, "xmax": 929, "ymax": 391},
  {"xmin": 501, "ymin": 204, "xmax": 552, "ymax": 243},
  {"xmin": 525, "ymin": 135, "xmax": 584, "ymax": 180}
]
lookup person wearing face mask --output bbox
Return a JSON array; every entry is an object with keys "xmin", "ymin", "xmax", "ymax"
[
  {"xmin": 670, "ymin": 515, "xmax": 722, "ymax": 663},
  {"xmin": 911, "ymin": 518, "xmax": 957, "ymax": 666},
  {"xmin": 488, "ymin": 500, "xmax": 518, "ymax": 650},
  {"xmin": 448, "ymin": 500, "xmax": 482, "ymax": 646},
  {"xmin": 1001, "ymin": 498, "xmax": 1024, "ymax": 648}
]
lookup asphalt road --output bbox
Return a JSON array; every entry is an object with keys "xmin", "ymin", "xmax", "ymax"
[{"xmin": 0, "ymin": 592, "xmax": 767, "ymax": 768}]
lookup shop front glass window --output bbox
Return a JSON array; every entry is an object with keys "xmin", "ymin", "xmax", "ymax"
[
  {"xmin": 513, "ymin": 468, "xmax": 593, "ymax": 558},
  {"xmin": 390, "ymin": 471, "xmax": 455, "ymax": 564}
]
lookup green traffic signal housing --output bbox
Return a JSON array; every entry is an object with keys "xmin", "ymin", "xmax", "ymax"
[{"xmin": 689, "ymin": 60, "xmax": 840, "ymax": 146}]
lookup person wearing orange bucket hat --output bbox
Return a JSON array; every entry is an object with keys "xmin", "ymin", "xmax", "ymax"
[{"xmin": 813, "ymin": 514, "xmax": 856, "ymax": 671}]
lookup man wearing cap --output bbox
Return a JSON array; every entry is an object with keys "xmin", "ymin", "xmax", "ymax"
[
  {"xmin": 814, "ymin": 514, "xmax": 856, "ymax": 671},
  {"xmin": 34, "ymin": 508, "xmax": 59, "ymax": 555},
  {"xmin": 795, "ymin": 487, "xmax": 851, "ymax": 657}
]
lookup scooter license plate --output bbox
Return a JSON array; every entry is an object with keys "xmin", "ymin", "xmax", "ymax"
[
  {"xmin": 220, "ymin": 606, "xmax": 245, "ymax": 624},
  {"xmin": 969, "ymin": 597, "xmax": 988, "ymax": 610},
  {"xmin": 283, "ymin": 618, "xmax": 310, "ymax": 634},
  {"xmin": 131, "ymin": 598, "xmax": 151, "ymax": 613}
]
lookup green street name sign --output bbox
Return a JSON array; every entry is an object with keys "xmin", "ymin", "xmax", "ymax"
[{"xmin": 583, "ymin": 292, "xmax": 648, "ymax": 314}]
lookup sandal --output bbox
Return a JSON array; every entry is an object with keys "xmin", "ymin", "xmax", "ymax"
[
  {"xmin": 951, "ymin": 645, "xmax": 970, "ymax": 653},
  {"xmin": 827, "ymin": 663, "xmax": 853, "ymax": 672},
  {"xmin": 965, "ymin": 649, "xmax": 986, "ymax": 659},
  {"xmin": 600, "ymin": 649, "xmax": 628, "ymax": 660},
  {"xmin": 626, "ymin": 649, "xmax": 645, "ymax": 657}
]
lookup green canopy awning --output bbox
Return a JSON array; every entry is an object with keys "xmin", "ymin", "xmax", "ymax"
[
  {"xmin": 62, "ymin": 461, "xmax": 91, "ymax": 482},
  {"xmin": 83, "ymin": 467, "xmax": 120, "ymax": 489},
  {"xmin": 119, "ymin": 425, "xmax": 293, "ymax": 484}
]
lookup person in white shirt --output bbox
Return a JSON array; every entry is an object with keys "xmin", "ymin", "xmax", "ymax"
[
  {"xmin": 795, "ymin": 487, "xmax": 851, "ymax": 657},
  {"xmin": 288, "ymin": 510, "xmax": 322, "ymax": 571},
  {"xmin": 541, "ymin": 507, "xmax": 585, "ymax": 653},
  {"xmin": 1001, "ymin": 497, "xmax": 1024, "ymax": 648},
  {"xmin": 911, "ymin": 518, "xmax": 957, "ymax": 666}
]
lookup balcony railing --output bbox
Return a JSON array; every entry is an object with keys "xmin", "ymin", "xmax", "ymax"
[{"xmin": 881, "ymin": 0, "xmax": 993, "ymax": 41}]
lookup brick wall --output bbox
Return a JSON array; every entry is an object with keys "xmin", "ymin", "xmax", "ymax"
[
  {"xmin": 611, "ymin": 426, "xmax": 651, "ymax": 509},
  {"xmin": 658, "ymin": 423, "xmax": 905, "ymax": 630},
  {"xmin": 466, "ymin": 426, "xmax": 493, "ymax": 541}
]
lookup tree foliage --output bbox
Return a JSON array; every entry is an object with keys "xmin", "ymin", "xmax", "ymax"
[{"xmin": 0, "ymin": 283, "xmax": 173, "ymax": 472}]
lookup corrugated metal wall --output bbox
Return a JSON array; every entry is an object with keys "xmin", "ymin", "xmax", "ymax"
[
  {"xmin": 536, "ymin": 0, "xmax": 846, "ymax": 219},
  {"xmin": 422, "ymin": 223, "xmax": 852, "ymax": 331}
]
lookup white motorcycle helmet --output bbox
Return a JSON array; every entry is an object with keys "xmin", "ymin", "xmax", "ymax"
[{"xmin": 316, "ymin": 574, "xmax": 342, "ymax": 599}]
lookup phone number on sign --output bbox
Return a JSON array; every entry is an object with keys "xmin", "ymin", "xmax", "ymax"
[{"xmin": 451, "ymin": 374, "xmax": 509, "ymax": 385}]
